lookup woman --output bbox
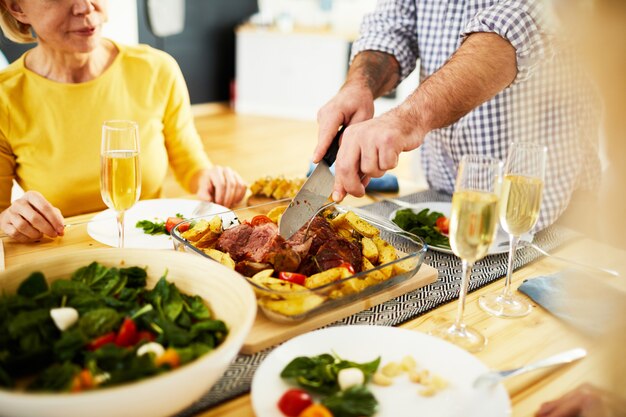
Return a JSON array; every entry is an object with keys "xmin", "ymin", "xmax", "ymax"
[{"xmin": 0, "ymin": 0, "xmax": 247, "ymax": 242}]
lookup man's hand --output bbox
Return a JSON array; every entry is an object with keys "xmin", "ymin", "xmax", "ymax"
[
  {"xmin": 331, "ymin": 109, "xmax": 422, "ymax": 200},
  {"xmin": 314, "ymin": 82, "xmax": 375, "ymax": 164},
  {"xmin": 536, "ymin": 384, "xmax": 618, "ymax": 417},
  {"xmin": 194, "ymin": 166, "xmax": 247, "ymax": 208},
  {"xmin": 314, "ymin": 50, "xmax": 401, "ymax": 164},
  {"xmin": 0, "ymin": 191, "xmax": 65, "ymax": 242}
]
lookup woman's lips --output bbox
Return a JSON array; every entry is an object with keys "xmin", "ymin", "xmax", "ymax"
[{"xmin": 73, "ymin": 27, "xmax": 96, "ymax": 36}]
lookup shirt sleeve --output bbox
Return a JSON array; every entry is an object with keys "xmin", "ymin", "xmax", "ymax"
[
  {"xmin": 161, "ymin": 56, "xmax": 212, "ymax": 193},
  {"xmin": 0, "ymin": 97, "xmax": 15, "ymax": 212},
  {"xmin": 350, "ymin": 0, "xmax": 419, "ymax": 82},
  {"xmin": 461, "ymin": 0, "xmax": 549, "ymax": 83}
]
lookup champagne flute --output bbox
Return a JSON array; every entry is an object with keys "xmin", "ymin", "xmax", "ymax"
[
  {"xmin": 479, "ymin": 142, "xmax": 546, "ymax": 318},
  {"xmin": 100, "ymin": 120, "xmax": 141, "ymax": 248},
  {"xmin": 430, "ymin": 155, "xmax": 502, "ymax": 353}
]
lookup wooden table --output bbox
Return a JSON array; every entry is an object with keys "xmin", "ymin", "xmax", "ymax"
[{"xmin": 4, "ymin": 111, "xmax": 624, "ymax": 416}]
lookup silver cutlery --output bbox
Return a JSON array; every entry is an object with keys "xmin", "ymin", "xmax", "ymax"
[
  {"xmin": 369, "ymin": 192, "xmax": 425, "ymax": 210},
  {"xmin": 507, "ymin": 240, "xmax": 621, "ymax": 277},
  {"xmin": 190, "ymin": 200, "xmax": 216, "ymax": 218},
  {"xmin": 0, "ymin": 216, "xmax": 115, "ymax": 238},
  {"xmin": 473, "ymin": 348, "xmax": 587, "ymax": 388}
]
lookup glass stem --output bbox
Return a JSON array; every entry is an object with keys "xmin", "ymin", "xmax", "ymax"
[
  {"xmin": 116, "ymin": 210, "xmax": 125, "ymax": 248},
  {"xmin": 503, "ymin": 234, "xmax": 520, "ymax": 299},
  {"xmin": 454, "ymin": 260, "xmax": 473, "ymax": 329}
]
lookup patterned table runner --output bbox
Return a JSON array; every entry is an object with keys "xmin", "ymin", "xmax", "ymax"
[{"xmin": 177, "ymin": 190, "xmax": 578, "ymax": 416}]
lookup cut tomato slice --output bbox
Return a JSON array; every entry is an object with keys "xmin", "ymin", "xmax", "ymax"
[
  {"xmin": 251, "ymin": 215, "xmax": 274, "ymax": 226},
  {"xmin": 278, "ymin": 271, "xmax": 307, "ymax": 286}
]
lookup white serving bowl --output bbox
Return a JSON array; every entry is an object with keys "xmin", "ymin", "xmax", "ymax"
[{"xmin": 0, "ymin": 248, "xmax": 257, "ymax": 417}]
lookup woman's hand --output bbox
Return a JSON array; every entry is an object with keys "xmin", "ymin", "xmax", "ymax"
[
  {"xmin": 0, "ymin": 191, "xmax": 65, "ymax": 242},
  {"xmin": 194, "ymin": 166, "xmax": 247, "ymax": 208}
]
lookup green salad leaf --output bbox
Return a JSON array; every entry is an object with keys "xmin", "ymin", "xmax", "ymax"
[
  {"xmin": 322, "ymin": 385, "xmax": 379, "ymax": 417},
  {"xmin": 281, "ymin": 353, "xmax": 380, "ymax": 395},
  {"xmin": 135, "ymin": 219, "xmax": 167, "ymax": 235},
  {"xmin": 392, "ymin": 208, "xmax": 451, "ymax": 249}
]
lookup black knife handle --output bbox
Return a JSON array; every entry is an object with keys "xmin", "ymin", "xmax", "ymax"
[{"xmin": 322, "ymin": 125, "xmax": 346, "ymax": 167}]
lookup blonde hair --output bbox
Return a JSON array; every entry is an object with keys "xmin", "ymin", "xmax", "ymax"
[{"xmin": 0, "ymin": 1, "xmax": 36, "ymax": 43}]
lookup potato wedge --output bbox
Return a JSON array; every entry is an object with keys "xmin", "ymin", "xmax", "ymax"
[
  {"xmin": 330, "ymin": 277, "xmax": 368, "ymax": 298},
  {"xmin": 345, "ymin": 211, "xmax": 379, "ymax": 238},
  {"xmin": 361, "ymin": 237, "xmax": 379, "ymax": 262},
  {"xmin": 194, "ymin": 230, "xmax": 220, "ymax": 249},
  {"xmin": 250, "ymin": 274, "xmax": 309, "ymax": 296},
  {"xmin": 330, "ymin": 212, "xmax": 347, "ymax": 228},
  {"xmin": 362, "ymin": 257, "xmax": 387, "ymax": 282},
  {"xmin": 373, "ymin": 236, "xmax": 398, "ymax": 277},
  {"xmin": 208, "ymin": 215, "xmax": 223, "ymax": 233},
  {"xmin": 304, "ymin": 267, "xmax": 351, "ymax": 289},
  {"xmin": 202, "ymin": 248, "xmax": 235, "ymax": 270},
  {"xmin": 392, "ymin": 257, "xmax": 416, "ymax": 275},
  {"xmin": 181, "ymin": 219, "xmax": 210, "ymax": 241},
  {"xmin": 258, "ymin": 294, "xmax": 325, "ymax": 316},
  {"xmin": 267, "ymin": 205, "xmax": 288, "ymax": 224}
]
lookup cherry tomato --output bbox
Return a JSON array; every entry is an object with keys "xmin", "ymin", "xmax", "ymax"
[
  {"xmin": 435, "ymin": 216, "xmax": 450, "ymax": 235},
  {"xmin": 337, "ymin": 262, "xmax": 355, "ymax": 275},
  {"xmin": 251, "ymin": 215, "xmax": 274, "ymax": 226},
  {"xmin": 155, "ymin": 348, "xmax": 181, "ymax": 368},
  {"xmin": 278, "ymin": 271, "xmax": 307, "ymax": 286},
  {"xmin": 277, "ymin": 389, "xmax": 313, "ymax": 417},
  {"xmin": 165, "ymin": 217, "xmax": 188, "ymax": 234},
  {"xmin": 137, "ymin": 330, "xmax": 156, "ymax": 342},
  {"xmin": 86, "ymin": 332, "xmax": 116, "ymax": 351},
  {"xmin": 115, "ymin": 317, "xmax": 138, "ymax": 347}
]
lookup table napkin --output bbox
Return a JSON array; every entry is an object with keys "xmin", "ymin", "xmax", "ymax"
[
  {"xmin": 518, "ymin": 272, "xmax": 623, "ymax": 337},
  {"xmin": 307, "ymin": 162, "xmax": 399, "ymax": 192}
]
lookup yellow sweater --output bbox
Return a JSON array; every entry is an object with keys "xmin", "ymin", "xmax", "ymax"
[{"xmin": 0, "ymin": 42, "xmax": 210, "ymax": 216}]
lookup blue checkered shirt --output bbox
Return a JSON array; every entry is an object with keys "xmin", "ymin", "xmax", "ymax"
[{"xmin": 351, "ymin": 0, "xmax": 601, "ymax": 230}]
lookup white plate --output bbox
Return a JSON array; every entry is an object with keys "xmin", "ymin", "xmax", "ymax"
[
  {"xmin": 390, "ymin": 202, "xmax": 533, "ymax": 255},
  {"xmin": 87, "ymin": 199, "xmax": 229, "ymax": 249},
  {"xmin": 252, "ymin": 325, "xmax": 510, "ymax": 417}
]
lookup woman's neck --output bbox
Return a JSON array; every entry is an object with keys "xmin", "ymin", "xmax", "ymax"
[{"xmin": 25, "ymin": 39, "xmax": 118, "ymax": 83}]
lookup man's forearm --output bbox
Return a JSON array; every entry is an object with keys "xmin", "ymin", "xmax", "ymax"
[
  {"xmin": 398, "ymin": 32, "xmax": 517, "ymax": 138},
  {"xmin": 345, "ymin": 51, "xmax": 401, "ymax": 99}
]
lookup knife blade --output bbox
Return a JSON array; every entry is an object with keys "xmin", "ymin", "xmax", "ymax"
[{"xmin": 278, "ymin": 126, "xmax": 345, "ymax": 239}]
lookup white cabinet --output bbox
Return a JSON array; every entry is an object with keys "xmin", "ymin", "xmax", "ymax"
[
  {"xmin": 235, "ymin": 25, "xmax": 420, "ymax": 120},
  {"xmin": 235, "ymin": 27, "xmax": 351, "ymax": 119}
]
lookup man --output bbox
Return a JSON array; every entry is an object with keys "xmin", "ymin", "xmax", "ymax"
[{"xmin": 315, "ymin": 0, "xmax": 600, "ymax": 230}]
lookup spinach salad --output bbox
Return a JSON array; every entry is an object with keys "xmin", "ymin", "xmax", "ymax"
[{"xmin": 0, "ymin": 262, "xmax": 227, "ymax": 392}]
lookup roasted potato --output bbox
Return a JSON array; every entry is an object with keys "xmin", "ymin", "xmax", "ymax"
[
  {"xmin": 208, "ymin": 215, "xmax": 223, "ymax": 233},
  {"xmin": 345, "ymin": 211, "xmax": 379, "ymax": 238},
  {"xmin": 181, "ymin": 219, "xmax": 210, "ymax": 241},
  {"xmin": 267, "ymin": 205, "xmax": 288, "ymax": 224},
  {"xmin": 258, "ymin": 294, "xmax": 325, "ymax": 316},
  {"xmin": 362, "ymin": 257, "xmax": 387, "ymax": 283},
  {"xmin": 373, "ymin": 236, "xmax": 398, "ymax": 277},
  {"xmin": 305, "ymin": 267, "xmax": 352, "ymax": 289},
  {"xmin": 203, "ymin": 248, "xmax": 235, "ymax": 270},
  {"xmin": 392, "ymin": 257, "xmax": 416, "ymax": 275},
  {"xmin": 194, "ymin": 230, "xmax": 220, "ymax": 249},
  {"xmin": 361, "ymin": 237, "xmax": 379, "ymax": 262}
]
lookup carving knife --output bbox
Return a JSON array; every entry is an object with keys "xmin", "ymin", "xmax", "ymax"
[{"xmin": 278, "ymin": 126, "xmax": 345, "ymax": 239}]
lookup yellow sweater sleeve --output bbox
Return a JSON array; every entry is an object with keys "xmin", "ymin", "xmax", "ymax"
[
  {"xmin": 161, "ymin": 55, "xmax": 211, "ymax": 192},
  {"xmin": 0, "ymin": 99, "xmax": 15, "ymax": 212}
]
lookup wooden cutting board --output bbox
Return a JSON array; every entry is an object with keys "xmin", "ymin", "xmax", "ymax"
[{"xmin": 241, "ymin": 262, "xmax": 438, "ymax": 354}]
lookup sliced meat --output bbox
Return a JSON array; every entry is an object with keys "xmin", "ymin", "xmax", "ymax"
[
  {"xmin": 244, "ymin": 222, "xmax": 285, "ymax": 262},
  {"xmin": 216, "ymin": 223, "xmax": 253, "ymax": 260},
  {"xmin": 315, "ymin": 239, "xmax": 363, "ymax": 273},
  {"xmin": 266, "ymin": 247, "xmax": 301, "ymax": 272},
  {"xmin": 235, "ymin": 261, "xmax": 272, "ymax": 277},
  {"xmin": 287, "ymin": 216, "xmax": 339, "ymax": 255}
]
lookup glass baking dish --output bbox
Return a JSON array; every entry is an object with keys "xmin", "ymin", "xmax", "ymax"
[{"xmin": 171, "ymin": 199, "xmax": 427, "ymax": 323}]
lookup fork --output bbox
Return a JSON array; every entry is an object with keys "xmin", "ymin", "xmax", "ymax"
[
  {"xmin": 190, "ymin": 201, "xmax": 215, "ymax": 218},
  {"xmin": 512, "ymin": 240, "xmax": 621, "ymax": 277},
  {"xmin": 368, "ymin": 192, "xmax": 424, "ymax": 209},
  {"xmin": 473, "ymin": 348, "xmax": 587, "ymax": 388}
]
